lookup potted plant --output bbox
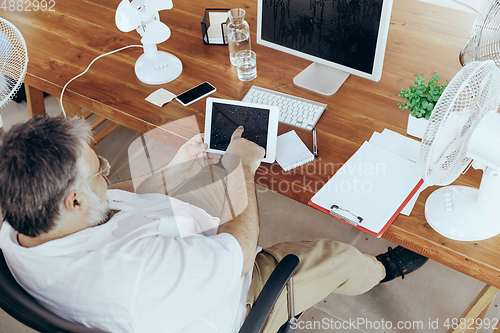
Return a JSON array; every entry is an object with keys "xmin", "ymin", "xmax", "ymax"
[{"xmin": 399, "ymin": 72, "xmax": 448, "ymax": 138}]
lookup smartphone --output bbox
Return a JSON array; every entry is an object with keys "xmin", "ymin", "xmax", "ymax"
[{"xmin": 175, "ymin": 82, "xmax": 216, "ymax": 106}]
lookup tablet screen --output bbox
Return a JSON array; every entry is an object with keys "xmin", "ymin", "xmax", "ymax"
[{"xmin": 209, "ymin": 102, "xmax": 270, "ymax": 152}]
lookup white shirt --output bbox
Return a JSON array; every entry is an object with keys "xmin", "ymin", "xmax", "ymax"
[{"xmin": 0, "ymin": 190, "xmax": 252, "ymax": 333}]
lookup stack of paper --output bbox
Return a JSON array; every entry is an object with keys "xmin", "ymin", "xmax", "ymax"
[
  {"xmin": 205, "ymin": 12, "xmax": 229, "ymax": 44},
  {"xmin": 309, "ymin": 129, "xmax": 425, "ymax": 237},
  {"xmin": 275, "ymin": 130, "xmax": 315, "ymax": 171},
  {"xmin": 369, "ymin": 129, "xmax": 428, "ymax": 215}
]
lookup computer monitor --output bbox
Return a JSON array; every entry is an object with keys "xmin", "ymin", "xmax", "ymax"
[{"xmin": 257, "ymin": 0, "xmax": 394, "ymax": 95}]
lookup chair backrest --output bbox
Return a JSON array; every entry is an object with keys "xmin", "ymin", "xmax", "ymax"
[{"xmin": 0, "ymin": 249, "xmax": 106, "ymax": 333}]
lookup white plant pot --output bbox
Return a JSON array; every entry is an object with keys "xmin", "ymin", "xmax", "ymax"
[{"xmin": 407, "ymin": 113, "xmax": 429, "ymax": 139}]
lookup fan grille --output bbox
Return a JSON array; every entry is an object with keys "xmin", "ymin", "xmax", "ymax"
[
  {"xmin": 0, "ymin": 17, "xmax": 28, "ymax": 108},
  {"xmin": 418, "ymin": 61, "xmax": 500, "ymax": 185},
  {"xmin": 460, "ymin": 0, "xmax": 500, "ymax": 66}
]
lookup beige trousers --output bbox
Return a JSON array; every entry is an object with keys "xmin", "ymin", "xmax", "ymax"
[
  {"xmin": 134, "ymin": 165, "xmax": 385, "ymax": 332},
  {"xmin": 249, "ymin": 240, "xmax": 385, "ymax": 333}
]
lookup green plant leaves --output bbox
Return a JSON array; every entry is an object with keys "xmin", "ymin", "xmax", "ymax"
[{"xmin": 398, "ymin": 72, "xmax": 448, "ymax": 119}]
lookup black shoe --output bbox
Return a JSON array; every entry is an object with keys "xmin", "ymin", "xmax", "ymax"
[{"xmin": 375, "ymin": 246, "xmax": 429, "ymax": 283}]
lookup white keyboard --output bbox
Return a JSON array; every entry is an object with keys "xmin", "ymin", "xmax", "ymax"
[{"xmin": 242, "ymin": 86, "xmax": 327, "ymax": 131}]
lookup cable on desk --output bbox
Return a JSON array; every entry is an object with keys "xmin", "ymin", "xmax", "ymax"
[
  {"xmin": 59, "ymin": 45, "xmax": 193, "ymax": 145},
  {"xmin": 59, "ymin": 45, "xmax": 143, "ymax": 117}
]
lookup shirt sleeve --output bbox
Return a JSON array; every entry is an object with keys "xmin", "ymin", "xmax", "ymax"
[{"xmin": 131, "ymin": 232, "xmax": 244, "ymax": 330}]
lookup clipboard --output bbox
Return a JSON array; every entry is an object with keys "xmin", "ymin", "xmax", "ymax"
[{"xmin": 308, "ymin": 141, "xmax": 424, "ymax": 237}]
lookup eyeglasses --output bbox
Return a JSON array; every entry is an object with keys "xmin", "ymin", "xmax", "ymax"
[{"xmin": 89, "ymin": 156, "xmax": 111, "ymax": 181}]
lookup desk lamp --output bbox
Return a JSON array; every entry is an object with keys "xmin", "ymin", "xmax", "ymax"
[
  {"xmin": 419, "ymin": 60, "xmax": 500, "ymax": 241},
  {"xmin": 115, "ymin": 0, "xmax": 182, "ymax": 85}
]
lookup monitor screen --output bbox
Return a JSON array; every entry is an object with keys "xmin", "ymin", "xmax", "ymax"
[{"xmin": 257, "ymin": 0, "xmax": 393, "ymax": 93}]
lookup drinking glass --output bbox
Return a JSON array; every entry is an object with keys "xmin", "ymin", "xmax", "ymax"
[{"xmin": 235, "ymin": 50, "xmax": 257, "ymax": 82}]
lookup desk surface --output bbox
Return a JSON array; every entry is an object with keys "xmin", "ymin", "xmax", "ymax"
[{"xmin": 4, "ymin": 0, "xmax": 500, "ymax": 288}]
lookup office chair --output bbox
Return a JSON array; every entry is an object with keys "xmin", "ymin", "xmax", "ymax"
[
  {"xmin": 239, "ymin": 253, "xmax": 300, "ymax": 333},
  {"xmin": 0, "ymin": 249, "xmax": 300, "ymax": 333}
]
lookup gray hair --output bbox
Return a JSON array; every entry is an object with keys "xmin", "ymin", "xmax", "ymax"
[{"xmin": 0, "ymin": 116, "xmax": 92, "ymax": 237}]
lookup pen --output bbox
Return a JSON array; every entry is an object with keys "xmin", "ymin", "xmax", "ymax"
[{"xmin": 312, "ymin": 127, "xmax": 318, "ymax": 159}]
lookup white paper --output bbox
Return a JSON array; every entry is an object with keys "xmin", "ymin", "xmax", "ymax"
[
  {"xmin": 369, "ymin": 129, "xmax": 420, "ymax": 163},
  {"xmin": 400, "ymin": 182, "xmax": 428, "ymax": 216},
  {"xmin": 310, "ymin": 141, "xmax": 422, "ymax": 235},
  {"xmin": 276, "ymin": 130, "xmax": 314, "ymax": 171},
  {"xmin": 206, "ymin": 12, "xmax": 228, "ymax": 44},
  {"xmin": 369, "ymin": 129, "xmax": 423, "ymax": 215},
  {"xmin": 145, "ymin": 88, "xmax": 176, "ymax": 107}
]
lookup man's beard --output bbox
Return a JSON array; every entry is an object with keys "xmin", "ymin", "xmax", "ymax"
[{"xmin": 84, "ymin": 187, "xmax": 112, "ymax": 227}]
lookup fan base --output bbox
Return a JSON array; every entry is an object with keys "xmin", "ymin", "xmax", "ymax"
[
  {"xmin": 425, "ymin": 185, "xmax": 500, "ymax": 241},
  {"xmin": 135, "ymin": 51, "xmax": 182, "ymax": 85}
]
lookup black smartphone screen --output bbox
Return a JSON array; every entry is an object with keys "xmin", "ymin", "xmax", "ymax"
[{"xmin": 176, "ymin": 82, "xmax": 215, "ymax": 105}]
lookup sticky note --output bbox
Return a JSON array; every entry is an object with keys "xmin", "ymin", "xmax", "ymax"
[{"xmin": 146, "ymin": 88, "xmax": 176, "ymax": 107}]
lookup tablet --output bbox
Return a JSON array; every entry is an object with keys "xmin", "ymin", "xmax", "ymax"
[{"xmin": 204, "ymin": 97, "xmax": 279, "ymax": 163}]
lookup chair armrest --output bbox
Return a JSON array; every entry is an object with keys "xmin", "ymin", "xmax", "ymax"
[{"xmin": 238, "ymin": 254, "xmax": 300, "ymax": 333}]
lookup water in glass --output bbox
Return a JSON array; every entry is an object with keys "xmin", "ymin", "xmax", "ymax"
[{"xmin": 236, "ymin": 50, "xmax": 257, "ymax": 81}]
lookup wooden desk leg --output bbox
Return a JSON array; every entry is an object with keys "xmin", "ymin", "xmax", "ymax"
[
  {"xmin": 56, "ymin": 99, "xmax": 120, "ymax": 148},
  {"xmin": 449, "ymin": 285, "xmax": 499, "ymax": 333},
  {"xmin": 57, "ymin": 98, "xmax": 83, "ymax": 119},
  {"xmin": 25, "ymin": 85, "xmax": 46, "ymax": 117},
  {"xmin": 93, "ymin": 122, "xmax": 119, "ymax": 144}
]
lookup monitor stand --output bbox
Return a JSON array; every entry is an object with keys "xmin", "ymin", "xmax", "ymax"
[{"xmin": 293, "ymin": 62, "xmax": 349, "ymax": 96}]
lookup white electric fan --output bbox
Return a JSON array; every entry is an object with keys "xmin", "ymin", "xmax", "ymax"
[
  {"xmin": 0, "ymin": 18, "xmax": 28, "ymax": 128},
  {"xmin": 460, "ymin": 0, "xmax": 500, "ymax": 66},
  {"xmin": 115, "ymin": 0, "xmax": 182, "ymax": 84},
  {"xmin": 419, "ymin": 60, "xmax": 500, "ymax": 241}
]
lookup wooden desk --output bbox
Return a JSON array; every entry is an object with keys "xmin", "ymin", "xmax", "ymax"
[{"xmin": 3, "ymin": 0, "xmax": 500, "ymax": 291}]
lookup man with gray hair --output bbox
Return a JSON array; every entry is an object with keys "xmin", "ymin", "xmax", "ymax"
[{"xmin": 0, "ymin": 116, "xmax": 427, "ymax": 333}]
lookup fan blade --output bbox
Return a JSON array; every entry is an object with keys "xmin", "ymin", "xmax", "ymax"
[
  {"xmin": 141, "ymin": 20, "xmax": 171, "ymax": 45},
  {"xmin": 115, "ymin": 0, "xmax": 142, "ymax": 32},
  {"xmin": 144, "ymin": 0, "xmax": 173, "ymax": 13}
]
